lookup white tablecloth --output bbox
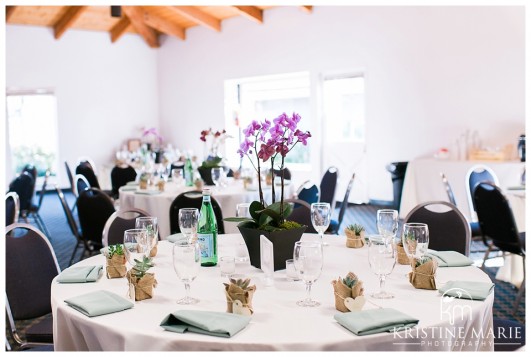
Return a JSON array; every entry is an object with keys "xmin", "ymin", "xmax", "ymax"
[
  {"xmin": 119, "ymin": 179, "xmax": 294, "ymax": 237},
  {"xmin": 52, "ymin": 234, "xmax": 494, "ymax": 351}
]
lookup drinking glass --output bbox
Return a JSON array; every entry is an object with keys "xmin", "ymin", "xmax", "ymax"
[
  {"xmin": 311, "ymin": 203, "xmax": 331, "ymax": 246},
  {"xmin": 376, "ymin": 209, "xmax": 399, "ymax": 242},
  {"xmin": 367, "ymin": 235, "xmax": 396, "ymax": 299},
  {"xmin": 135, "ymin": 217, "xmax": 158, "ymax": 255},
  {"xmin": 236, "ymin": 203, "xmax": 251, "ymax": 218},
  {"xmin": 402, "ymin": 223, "xmax": 430, "ymax": 260},
  {"xmin": 172, "ymin": 168, "xmax": 184, "ymax": 186},
  {"xmin": 211, "ymin": 167, "xmax": 223, "ymax": 188},
  {"xmin": 178, "ymin": 208, "xmax": 200, "ymax": 243},
  {"xmin": 293, "ymin": 241, "xmax": 323, "ymax": 307},
  {"xmin": 158, "ymin": 165, "xmax": 170, "ymax": 182},
  {"xmin": 173, "ymin": 240, "xmax": 201, "ymax": 304},
  {"xmin": 123, "ymin": 229, "xmax": 147, "ymax": 300}
]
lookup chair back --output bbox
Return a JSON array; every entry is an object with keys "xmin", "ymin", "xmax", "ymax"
[
  {"xmin": 8, "ymin": 172, "xmax": 35, "ymax": 212},
  {"xmin": 65, "ymin": 161, "xmax": 75, "ymax": 196},
  {"xmin": 5, "ymin": 223, "xmax": 60, "ymax": 320},
  {"xmin": 336, "ymin": 173, "xmax": 356, "ymax": 231},
  {"xmin": 110, "ymin": 165, "xmax": 138, "ymax": 197},
  {"xmin": 75, "ymin": 174, "xmax": 90, "ymax": 197},
  {"xmin": 102, "ymin": 208, "xmax": 151, "ymax": 246},
  {"xmin": 77, "ymin": 157, "xmax": 97, "ymax": 175},
  {"xmin": 169, "ymin": 191, "xmax": 225, "ymax": 234},
  {"xmin": 284, "ymin": 198, "xmax": 317, "ymax": 233},
  {"xmin": 465, "ymin": 165, "xmax": 499, "ymax": 221},
  {"xmin": 473, "ymin": 182, "xmax": 523, "ymax": 256},
  {"xmin": 440, "ymin": 172, "xmax": 457, "ymax": 206},
  {"xmin": 75, "ymin": 161, "xmax": 100, "ymax": 189},
  {"xmin": 5, "ymin": 192, "xmax": 20, "ymax": 226},
  {"xmin": 296, "ymin": 182, "xmax": 320, "ymax": 206},
  {"xmin": 273, "ymin": 167, "xmax": 292, "ymax": 181},
  {"xmin": 54, "ymin": 185, "xmax": 81, "ymax": 239},
  {"xmin": 405, "ymin": 201, "xmax": 471, "ymax": 256},
  {"xmin": 77, "ymin": 188, "xmax": 116, "ymax": 244},
  {"xmin": 319, "ymin": 167, "xmax": 339, "ymax": 207}
]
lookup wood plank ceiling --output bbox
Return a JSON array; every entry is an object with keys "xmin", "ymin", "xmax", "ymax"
[{"xmin": 6, "ymin": 5, "xmax": 314, "ymax": 48}]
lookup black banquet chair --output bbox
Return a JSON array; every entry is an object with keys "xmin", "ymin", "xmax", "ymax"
[
  {"xmin": 5, "ymin": 192, "xmax": 20, "ymax": 226},
  {"xmin": 110, "ymin": 164, "xmax": 138, "ymax": 199},
  {"xmin": 273, "ymin": 167, "xmax": 292, "ymax": 181},
  {"xmin": 26, "ymin": 170, "xmax": 51, "ymax": 237},
  {"xmin": 284, "ymin": 198, "xmax": 318, "ymax": 234},
  {"xmin": 75, "ymin": 188, "xmax": 116, "ymax": 263},
  {"xmin": 295, "ymin": 181, "xmax": 320, "ymax": 206},
  {"xmin": 404, "ymin": 201, "xmax": 471, "ymax": 256},
  {"xmin": 327, "ymin": 173, "xmax": 356, "ymax": 234},
  {"xmin": 102, "ymin": 208, "xmax": 152, "ymax": 246},
  {"xmin": 8, "ymin": 171, "xmax": 35, "ymax": 214},
  {"xmin": 473, "ymin": 182, "xmax": 525, "ymax": 315},
  {"xmin": 169, "ymin": 191, "xmax": 225, "ymax": 235},
  {"xmin": 75, "ymin": 161, "xmax": 101, "ymax": 189},
  {"xmin": 5, "ymin": 223, "xmax": 60, "ymax": 349},
  {"xmin": 55, "ymin": 186, "xmax": 84, "ymax": 266},
  {"xmin": 319, "ymin": 166, "xmax": 339, "ymax": 208}
]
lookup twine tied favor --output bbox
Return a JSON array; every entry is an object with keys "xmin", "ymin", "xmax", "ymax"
[
  {"xmin": 106, "ymin": 254, "xmax": 127, "ymax": 279},
  {"xmin": 331, "ymin": 272, "xmax": 364, "ymax": 312},
  {"xmin": 408, "ymin": 257, "xmax": 438, "ymax": 290},
  {"xmin": 396, "ymin": 244, "xmax": 411, "ymax": 265},
  {"xmin": 344, "ymin": 229, "xmax": 365, "ymax": 248},
  {"xmin": 224, "ymin": 282, "xmax": 256, "ymax": 315},
  {"xmin": 126, "ymin": 271, "xmax": 157, "ymax": 301}
]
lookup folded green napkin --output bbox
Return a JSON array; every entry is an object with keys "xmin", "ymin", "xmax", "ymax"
[
  {"xmin": 334, "ymin": 308, "xmax": 419, "ymax": 336},
  {"xmin": 166, "ymin": 233, "xmax": 185, "ymax": 243},
  {"xmin": 64, "ymin": 290, "xmax": 134, "ymax": 317},
  {"xmin": 160, "ymin": 310, "xmax": 251, "ymax": 338},
  {"xmin": 57, "ymin": 265, "xmax": 103, "ymax": 283},
  {"xmin": 135, "ymin": 189, "xmax": 160, "ymax": 195},
  {"xmin": 438, "ymin": 281, "xmax": 494, "ymax": 301},
  {"xmin": 120, "ymin": 186, "xmax": 138, "ymax": 191},
  {"xmin": 427, "ymin": 250, "xmax": 474, "ymax": 267}
]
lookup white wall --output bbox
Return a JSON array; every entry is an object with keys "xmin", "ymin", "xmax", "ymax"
[
  {"xmin": 157, "ymin": 6, "xmax": 525, "ymax": 201},
  {"xmin": 6, "ymin": 25, "xmax": 159, "ymax": 188}
]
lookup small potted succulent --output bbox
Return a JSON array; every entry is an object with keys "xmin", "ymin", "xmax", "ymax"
[
  {"xmin": 224, "ymin": 277, "xmax": 256, "ymax": 315},
  {"xmin": 194, "ymin": 177, "xmax": 204, "ymax": 190},
  {"xmin": 396, "ymin": 232, "xmax": 415, "ymax": 265},
  {"xmin": 409, "ymin": 256, "xmax": 437, "ymax": 290},
  {"xmin": 139, "ymin": 172, "xmax": 150, "ymax": 189},
  {"xmin": 331, "ymin": 272, "xmax": 365, "ymax": 312},
  {"xmin": 105, "ymin": 244, "xmax": 126, "ymax": 279},
  {"xmin": 126, "ymin": 256, "xmax": 156, "ymax": 301},
  {"xmin": 344, "ymin": 224, "xmax": 365, "ymax": 248}
]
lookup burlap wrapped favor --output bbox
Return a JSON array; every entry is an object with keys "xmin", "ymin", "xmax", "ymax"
[
  {"xmin": 106, "ymin": 254, "xmax": 127, "ymax": 278},
  {"xmin": 139, "ymin": 180, "xmax": 148, "ymax": 189},
  {"xmin": 408, "ymin": 257, "xmax": 438, "ymax": 290},
  {"xmin": 157, "ymin": 180, "xmax": 165, "ymax": 192},
  {"xmin": 332, "ymin": 272, "xmax": 364, "ymax": 312},
  {"xmin": 344, "ymin": 229, "xmax": 365, "ymax": 248},
  {"xmin": 126, "ymin": 271, "xmax": 157, "ymax": 301},
  {"xmin": 396, "ymin": 244, "xmax": 410, "ymax": 265},
  {"xmin": 224, "ymin": 282, "xmax": 256, "ymax": 315}
]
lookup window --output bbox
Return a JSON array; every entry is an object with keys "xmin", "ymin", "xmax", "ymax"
[
  {"xmin": 224, "ymin": 72, "xmax": 311, "ymax": 169},
  {"xmin": 6, "ymin": 90, "xmax": 59, "ymax": 182}
]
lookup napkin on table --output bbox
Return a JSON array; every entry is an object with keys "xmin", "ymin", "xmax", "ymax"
[
  {"xmin": 64, "ymin": 290, "xmax": 134, "ymax": 317},
  {"xmin": 135, "ymin": 189, "xmax": 160, "ymax": 195},
  {"xmin": 334, "ymin": 308, "xmax": 419, "ymax": 336},
  {"xmin": 426, "ymin": 250, "xmax": 474, "ymax": 267},
  {"xmin": 160, "ymin": 310, "xmax": 251, "ymax": 338},
  {"xmin": 166, "ymin": 233, "xmax": 185, "ymax": 243},
  {"xmin": 438, "ymin": 281, "xmax": 494, "ymax": 301},
  {"xmin": 57, "ymin": 265, "xmax": 103, "ymax": 283}
]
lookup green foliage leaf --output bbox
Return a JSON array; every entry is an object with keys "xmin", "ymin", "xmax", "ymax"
[{"xmin": 249, "ymin": 201, "xmax": 264, "ymax": 221}]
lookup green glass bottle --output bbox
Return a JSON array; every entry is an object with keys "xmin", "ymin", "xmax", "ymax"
[
  {"xmin": 184, "ymin": 156, "xmax": 194, "ymax": 187},
  {"xmin": 197, "ymin": 188, "xmax": 218, "ymax": 266}
]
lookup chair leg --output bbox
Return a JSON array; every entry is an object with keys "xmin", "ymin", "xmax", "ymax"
[
  {"xmin": 69, "ymin": 243, "xmax": 81, "ymax": 266},
  {"xmin": 34, "ymin": 213, "xmax": 51, "ymax": 239},
  {"xmin": 512, "ymin": 257, "xmax": 525, "ymax": 316},
  {"xmin": 481, "ymin": 245, "xmax": 493, "ymax": 270}
]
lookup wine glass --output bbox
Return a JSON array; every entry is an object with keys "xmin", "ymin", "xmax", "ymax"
[
  {"xmin": 367, "ymin": 235, "xmax": 396, "ymax": 299},
  {"xmin": 178, "ymin": 208, "xmax": 200, "ymax": 243},
  {"xmin": 236, "ymin": 203, "xmax": 251, "ymax": 218},
  {"xmin": 211, "ymin": 167, "xmax": 223, "ymax": 189},
  {"xmin": 172, "ymin": 168, "xmax": 184, "ymax": 186},
  {"xmin": 123, "ymin": 229, "xmax": 147, "ymax": 300},
  {"xmin": 402, "ymin": 223, "xmax": 430, "ymax": 260},
  {"xmin": 376, "ymin": 209, "xmax": 399, "ymax": 242},
  {"xmin": 311, "ymin": 202, "xmax": 331, "ymax": 246},
  {"xmin": 293, "ymin": 241, "xmax": 323, "ymax": 307},
  {"xmin": 173, "ymin": 240, "xmax": 201, "ymax": 304},
  {"xmin": 158, "ymin": 164, "xmax": 170, "ymax": 183},
  {"xmin": 135, "ymin": 217, "xmax": 158, "ymax": 255}
]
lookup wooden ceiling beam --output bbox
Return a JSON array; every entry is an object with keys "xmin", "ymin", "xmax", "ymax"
[
  {"xmin": 144, "ymin": 8, "xmax": 186, "ymax": 40},
  {"xmin": 170, "ymin": 6, "xmax": 221, "ymax": 32},
  {"xmin": 109, "ymin": 17, "xmax": 131, "ymax": 43},
  {"xmin": 54, "ymin": 6, "xmax": 87, "ymax": 39},
  {"xmin": 122, "ymin": 6, "xmax": 159, "ymax": 48},
  {"xmin": 6, "ymin": 6, "xmax": 17, "ymax": 21},
  {"xmin": 233, "ymin": 6, "xmax": 263, "ymax": 24},
  {"xmin": 300, "ymin": 6, "xmax": 313, "ymax": 13}
]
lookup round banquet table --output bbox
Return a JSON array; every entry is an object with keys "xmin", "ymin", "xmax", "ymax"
[
  {"xmin": 51, "ymin": 234, "xmax": 494, "ymax": 351},
  {"xmin": 119, "ymin": 179, "xmax": 294, "ymax": 237}
]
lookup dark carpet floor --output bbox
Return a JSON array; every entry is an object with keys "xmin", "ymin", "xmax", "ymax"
[{"xmin": 6, "ymin": 191, "xmax": 525, "ymax": 351}]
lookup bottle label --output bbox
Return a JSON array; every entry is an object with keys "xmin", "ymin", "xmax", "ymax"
[{"xmin": 197, "ymin": 233, "xmax": 214, "ymax": 258}]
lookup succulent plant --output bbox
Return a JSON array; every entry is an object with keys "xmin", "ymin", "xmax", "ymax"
[
  {"xmin": 225, "ymin": 277, "xmax": 252, "ymax": 290},
  {"xmin": 107, "ymin": 244, "xmax": 124, "ymax": 258},
  {"xmin": 131, "ymin": 256, "xmax": 154, "ymax": 278},
  {"xmin": 346, "ymin": 224, "xmax": 365, "ymax": 235},
  {"xmin": 342, "ymin": 272, "xmax": 358, "ymax": 288},
  {"xmin": 139, "ymin": 172, "xmax": 150, "ymax": 182},
  {"xmin": 415, "ymin": 256, "xmax": 432, "ymax": 267}
]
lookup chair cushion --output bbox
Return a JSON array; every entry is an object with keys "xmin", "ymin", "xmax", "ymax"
[{"xmin": 25, "ymin": 315, "xmax": 54, "ymax": 344}]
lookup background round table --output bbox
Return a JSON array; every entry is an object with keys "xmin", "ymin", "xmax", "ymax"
[{"xmin": 51, "ymin": 234, "xmax": 494, "ymax": 351}]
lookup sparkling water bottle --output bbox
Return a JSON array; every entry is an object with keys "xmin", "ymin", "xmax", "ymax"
[{"xmin": 197, "ymin": 188, "xmax": 218, "ymax": 266}]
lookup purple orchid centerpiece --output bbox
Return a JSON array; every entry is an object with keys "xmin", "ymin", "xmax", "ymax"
[{"xmin": 226, "ymin": 113, "xmax": 311, "ymax": 231}]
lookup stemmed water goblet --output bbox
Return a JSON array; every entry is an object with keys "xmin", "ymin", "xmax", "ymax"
[
  {"xmin": 293, "ymin": 241, "xmax": 323, "ymax": 307},
  {"xmin": 173, "ymin": 240, "xmax": 201, "ymax": 304},
  {"xmin": 135, "ymin": 217, "xmax": 158, "ymax": 255},
  {"xmin": 123, "ymin": 228, "xmax": 147, "ymax": 301},
  {"xmin": 376, "ymin": 209, "xmax": 399, "ymax": 243},
  {"xmin": 311, "ymin": 202, "xmax": 331, "ymax": 246},
  {"xmin": 211, "ymin": 167, "xmax": 223, "ymax": 190},
  {"xmin": 402, "ymin": 223, "xmax": 430, "ymax": 261},
  {"xmin": 367, "ymin": 235, "xmax": 396, "ymax": 299},
  {"xmin": 178, "ymin": 208, "xmax": 200, "ymax": 243}
]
